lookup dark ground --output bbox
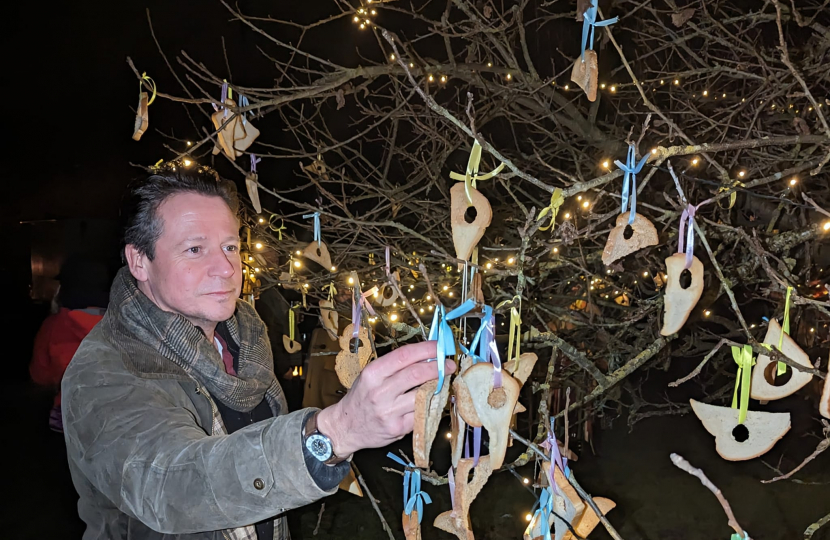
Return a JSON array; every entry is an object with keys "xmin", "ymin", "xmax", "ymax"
[{"xmin": 6, "ymin": 353, "xmax": 830, "ymax": 540}]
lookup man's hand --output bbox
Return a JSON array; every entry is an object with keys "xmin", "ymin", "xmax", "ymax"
[{"xmin": 316, "ymin": 341, "xmax": 454, "ymax": 458}]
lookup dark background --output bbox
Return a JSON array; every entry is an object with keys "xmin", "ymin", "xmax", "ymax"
[{"xmin": 3, "ymin": 2, "xmax": 829, "ymax": 540}]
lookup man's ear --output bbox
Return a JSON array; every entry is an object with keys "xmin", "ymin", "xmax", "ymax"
[{"xmin": 125, "ymin": 244, "xmax": 150, "ymax": 283}]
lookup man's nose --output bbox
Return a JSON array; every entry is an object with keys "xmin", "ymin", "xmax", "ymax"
[{"xmin": 208, "ymin": 247, "xmax": 236, "ymax": 278}]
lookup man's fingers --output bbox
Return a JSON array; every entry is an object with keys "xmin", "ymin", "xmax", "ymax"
[
  {"xmin": 389, "ymin": 387, "xmax": 417, "ymax": 417},
  {"xmin": 383, "ymin": 358, "xmax": 456, "ymax": 398},
  {"xmin": 397, "ymin": 411, "xmax": 415, "ymax": 437},
  {"xmin": 365, "ymin": 340, "xmax": 438, "ymax": 381}
]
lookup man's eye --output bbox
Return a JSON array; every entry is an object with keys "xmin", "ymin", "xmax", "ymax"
[
  {"xmin": 225, "ymin": 245, "xmax": 238, "ymax": 252},
  {"xmin": 187, "ymin": 247, "xmax": 201, "ymax": 254}
]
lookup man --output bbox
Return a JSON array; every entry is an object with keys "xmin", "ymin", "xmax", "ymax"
[{"xmin": 62, "ymin": 168, "xmax": 452, "ymax": 540}]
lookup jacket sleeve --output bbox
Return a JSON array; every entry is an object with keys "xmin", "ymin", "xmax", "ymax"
[
  {"xmin": 62, "ymin": 348, "xmax": 338, "ymax": 534},
  {"xmin": 30, "ymin": 316, "xmax": 58, "ymax": 388}
]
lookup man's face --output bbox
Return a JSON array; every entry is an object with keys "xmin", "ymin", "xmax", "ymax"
[{"xmin": 127, "ymin": 192, "xmax": 242, "ymax": 331}]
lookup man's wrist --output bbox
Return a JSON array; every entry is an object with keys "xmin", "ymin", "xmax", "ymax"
[{"xmin": 316, "ymin": 404, "xmax": 354, "ymax": 459}]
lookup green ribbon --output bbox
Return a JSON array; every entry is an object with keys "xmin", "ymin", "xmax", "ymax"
[
  {"xmin": 730, "ymin": 345, "xmax": 755, "ymax": 424},
  {"xmin": 449, "ymin": 139, "xmax": 505, "ymax": 205},
  {"xmin": 536, "ymin": 188, "xmax": 564, "ymax": 232},
  {"xmin": 776, "ymin": 286, "xmax": 793, "ymax": 376}
]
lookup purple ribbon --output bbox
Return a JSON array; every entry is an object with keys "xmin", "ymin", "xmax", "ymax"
[
  {"xmin": 677, "ymin": 204, "xmax": 697, "ymax": 269},
  {"xmin": 385, "ymin": 246, "xmax": 391, "ymax": 275},
  {"xmin": 250, "ymin": 154, "xmax": 260, "ymax": 174},
  {"xmin": 448, "ymin": 467, "xmax": 456, "ymax": 508},
  {"xmin": 541, "ymin": 417, "xmax": 566, "ymax": 495},
  {"xmin": 220, "ymin": 82, "xmax": 229, "ymax": 117},
  {"xmin": 351, "ymin": 284, "xmax": 377, "ymax": 338}
]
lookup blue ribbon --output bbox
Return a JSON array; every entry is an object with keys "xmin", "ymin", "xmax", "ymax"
[
  {"xmin": 387, "ymin": 453, "xmax": 432, "ymax": 523},
  {"xmin": 528, "ymin": 486, "xmax": 555, "ymax": 540},
  {"xmin": 614, "ymin": 143, "xmax": 649, "ymax": 225},
  {"xmin": 580, "ymin": 0, "xmax": 618, "ymax": 61},
  {"xmin": 302, "ymin": 212, "xmax": 321, "ymax": 246},
  {"xmin": 238, "ymin": 94, "xmax": 250, "ymax": 125},
  {"xmin": 427, "ymin": 305, "xmax": 456, "ymax": 395}
]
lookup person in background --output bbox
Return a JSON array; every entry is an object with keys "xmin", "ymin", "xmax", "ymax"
[{"xmin": 29, "ymin": 255, "xmax": 109, "ymax": 433}]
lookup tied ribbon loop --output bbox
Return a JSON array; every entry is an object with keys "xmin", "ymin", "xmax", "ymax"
[
  {"xmin": 457, "ymin": 305, "xmax": 502, "ymax": 388},
  {"xmin": 495, "ymin": 296, "xmax": 522, "ymax": 365},
  {"xmin": 677, "ymin": 203, "xmax": 697, "ymax": 270},
  {"xmin": 351, "ymin": 282, "xmax": 378, "ymax": 339},
  {"xmin": 537, "ymin": 188, "xmax": 565, "ymax": 232},
  {"xmin": 776, "ymin": 286, "xmax": 794, "ymax": 376},
  {"xmin": 387, "ymin": 454, "xmax": 431, "ymax": 524},
  {"xmin": 303, "ymin": 212, "xmax": 321, "ymax": 247},
  {"xmin": 614, "ymin": 144, "xmax": 649, "ymax": 225},
  {"xmin": 250, "ymin": 154, "xmax": 261, "ymax": 175},
  {"xmin": 139, "ymin": 73, "xmax": 157, "ymax": 105},
  {"xmin": 323, "ymin": 282, "xmax": 337, "ymax": 303},
  {"xmin": 449, "ymin": 139, "xmax": 505, "ymax": 205},
  {"xmin": 526, "ymin": 486, "xmax": 555, "ymax": 540},
  {"xmin": 268, "ymin": 215, "xmax": 286, "ymax": 240},
  {"xmin": 730, "ymin": 345, "xmax": 755, "ymax": 424},
  {"xmin": 580, "ymin": 0, "xmax": 619, "ymax": 62},
  {"xmin": 427, "ymin": 304, "xmax": 456, "ymax": 395}
]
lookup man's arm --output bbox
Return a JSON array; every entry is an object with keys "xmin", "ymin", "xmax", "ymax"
[{"xmin": 63, "ymin": 363, "xmax": 334, "ymax": 534}]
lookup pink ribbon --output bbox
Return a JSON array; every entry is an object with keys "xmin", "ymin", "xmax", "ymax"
[
  {"xmin": 385, "ymin": 246, "xmax": 391, "ymax": 275},
  {"xmin": 352, "ymin": 285, "xmax": 378, "ymax": 338},
  {"xmin": 677, "ymin": 203, "xmax": 697, "ymax": 270}
]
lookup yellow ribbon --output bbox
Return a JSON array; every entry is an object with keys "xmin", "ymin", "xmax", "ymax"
[
  {"xmin": 288, "ymin": 304, "xmax": 297, "ymax": 342},
  {"xmin": 140, "ymin": 72, "xmax": 157, "ymax": 105},
  {"xmin": 323, "ymin": 282, "xmax": 337, "ymax": 302},
  {"xmin": 730, "ymin": 345, "xmax": 755, "ymax": 424},
  {"xmin": 717, "ymin": 180, "xmax": 743, "ymax": 210},
  {"xmin": 497, "ymin": 296, "xmax": 522, "ymax": 363},
  {"xmin": 449, "ymin": 139, "xmax": 505, "ymax": 205},
  {"xmin": 536, "ymin": 188, "xmax": 564, "ymax": 232},
  {"xmin": 776, "ymin": 286, "xmax": 793, "ymax": 376},
  {"xmin": 268, "ymin": 215, "xmax": 286, "ymax": 241},
  {"xmin": 223, "ymin": 79, "xmax": 233, "ymax": 100}
]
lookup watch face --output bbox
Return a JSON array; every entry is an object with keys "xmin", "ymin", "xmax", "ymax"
[{"xmin": 306, "ymin": 433, "xmax": 333, "ymax": 462}]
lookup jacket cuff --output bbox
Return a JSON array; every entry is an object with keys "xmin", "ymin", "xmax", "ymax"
[{"xmin": 301, "ymin": 409, "xmax": 350, "ymax": 491}]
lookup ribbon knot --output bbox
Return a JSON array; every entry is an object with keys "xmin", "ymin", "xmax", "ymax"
[
  {"xmin": 268, "ymin": 215, "xmax": 286, "ymax": 240},
  {"xmin": 526, "ymin": 486, "xmax": 555, "ymax": 540},
  {"xmin": 579, "ymin": 0, "xmax": 619, "ymax": 62},
  {"xmin": 250, "ymin": 153, "xmax": 261, "ymax": 174},
  {"xmin": 537, "ymin": 188, "xmax": 565, "ymax": 232},
  {"xmin": 449, "ymin": 139, "xmax": 505, "ymax": 205},
  {"xmin": 351, "ymin": 281, "xmax": 378, "ymax": 341},
  {"xmin": 323, "ymin": 282, "xmax": 337, "ymax": 302},
  {"xmin": 614, "ymin": 143, "xmax": 649, "ymax": 225},
  {"xmin": 139, "ymin": 72, "xmax": 157, "ymax": 105},
  {"xmin": 387, "ymin": 453, "xmax": 431, "ymax": 523},
  {"xmin": 303, "ymin": 212, "xmax": 321, "ymax": 247},
  {"xmin": 730, "ymin": 345, "xmax": 755, "ymax": 424},
  {"xmin": 540, "ymin": 417, "xmax": 569, "ymax": 494},
  {"xmin": 427, "ymin": 304, "xmax": 457, "ymax": 395},
  {"xmin": 677, "ymin": 203, "xmax": 698, "ymax": 269},
  {"xmin": 238, "ymin": 94, "xmax": 250, "ymax": 125}
]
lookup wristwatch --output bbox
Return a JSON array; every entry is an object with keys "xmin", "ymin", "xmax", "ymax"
[{"xmin": 303, "ymin": 411, "xmax": 347, "ymax": 465}]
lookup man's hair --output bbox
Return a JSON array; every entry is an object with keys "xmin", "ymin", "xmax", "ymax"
[{"xmin": 121, "ymin": 167, "xmax": 239, "ymax": 261}]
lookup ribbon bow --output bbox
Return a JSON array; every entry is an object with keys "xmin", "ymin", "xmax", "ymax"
[
  {"xmin": 579, "ymin": 0, "xmax": 619, "ymax": 62},
  {"xmin": 268, "ymin": 215, "xmax": 286, "ymax": 240},
  {"xmin": 730, "ymin": 345, "xmax": 755, "ymax": 424},
  {"xmin": 351, "ymin": 281, "xmax": 378, "ymax": 341},
  {"xmin": 449, "ymin": 139, "xmax": 505, "ymax": 205},
  {"xmin": 677, "ymin": 203, "xmax": 698, "ymax": 270},
  {"xmin": 238, "ymin": 94, "xmax": 250, "ymax": 125},
  {"xmin": 139, "ymin": 72, "xmax": 157, "ymax": 105},
  {"xmin": 387, "ymin": 454, "xmax": 431, "ymax": 524},
  {"xmin": 323, "ymin": 282, "xmax": 337, "ymax": 302},
  {"xmin": 427, "ymin": 304, "xmax": 457, "ymax": 395},
  {"xmin": 303, "ymin": 212, "xmax": 321, "ymax": 247},
  {"xmin": 776, "ymin": 286, "xmax": 794, "ymax": 376},
  {"xmin": 525, "ymin": 486, "xmax": 555, "ymax": 540},
  {"xmin": 614, "ymin": 143, "xmax": 649, "ymax": 225},
  {"xmin": 537, "ymin": 188, "xmax": 565, "ymax": 232}
]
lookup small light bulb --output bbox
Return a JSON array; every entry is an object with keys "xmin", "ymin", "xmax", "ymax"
[
  {"xmin": 303, "ymin": 282, "xmax": 309, "ymax": 288},
  {"xmin": 582, "ymin": 201, "xmax": 590, "ymax": 208},
  {"xmin": 703, "ymin": 90, "xmax": 708, "ymax": 96},
  {"xmin": 523, "ymin": 478, "xmax": 530, "ymax": 484},
  {"xmin": 428, "ymin": 74, "xmax": 434, "ymax": 82},
  {"xmin": 578, "ymin": 195, "xmax": 583, "ymax": 201},
  {"xmin": 186, "ymin": 141, "xmax": 192, "ymax": 146},
  {"xmin": 810, "ymin": 327, "xmax": 815, "ymax": 333},
  {"xmin": 674, "ymin": 79, "xmax": 679, "ymax": 85},
  {"xmin": 409, "ymin": 62, "xmax": 414, "ymax": 68},
  {"xmin": 426, "ymin": 295, "xmax": 431, "ymax": 300},
  {"xmin": 486, "ymin": 262, "xmax": 492, "ymax": 269},
  {"xmin": 371, "ymin": 9, "xmax": 376, "ymax": 15},
  {"xmin": 373, "ymin": 290, "xmax": 379, "ymax": 298},
  {"xmin": 446, "ymin": 432, "xmax": 452, "ymax": 439},
  {"xmin": 692, "ymin": 158, "xmax": 699, "ymax": 165},
  {"xmin": 420, "ymin": 308, "xmax": 425, "ymax": 314},
  {"xmin": 295, "ymin": 250, "xmax": 302, "ymax": 255},
  {"xmin": 353, "ymin": 16, "xmax": 359, "ymax": 22},
  {"xmin": 660, "ymin": 80, "xmax": 664, "ymax": 85},
  {"xmin": 348, "ymin": 277, "xmax": 355, "ymax": 285},
  {"xmin": 704, "ymin": 310, "xmax": 711, "ymax": 317},
  {"xmin": 390, "ymin": 313, "xmax": 399, "ymax": 321},
  {"xmin": 564, "ymin": 212, "xmax": 571, "ymax": 219},
  {"xmin": 448, "ymin": 291, "xmax": 454, "ymax": 297},
  {"xmin": 441, "ymin": 75, "xmax": 447, "ymax": 83},
  {"xmin": 643, "ymin": 271, "xmax": 649, "ymax": 277},
  {"xmin": 255, "ymin": 267, "xmax": 260, "ymax": 273},
  {"xmin": 651, "ymin": 148, "xmax": 658, "ymax": 154},
  {"xmin": 359, "ymin": 23, "xmax": 365, "ymax": 29},
  {"xmin": 429, "ymin": 305, "xmax": 434, "ymax": 311},
  {"xmin": 390, "ymin": 54, "xmax": 395, "ymax": 61},
  {"xmin": 255, "ymin": 242, "xmax": 263, "ymax": 249},
  {"xmin": 602, "ymin": 160, "xmax": 610, "ymax": 168},
  {"xmin": 564, "ymin": 84, "xmax": 569, "ymax": 90},
  {"xmin": 294, "ymin": 260, "xmax": 301, "ymax": 268},
  {"xmin": 487, "ymin": 62, "xmax": 492, "ymax": 67},
  {"xmin": 738, "ymin": 171, "xmax": 746, "ymax": 178},
  {"xmin": 258, "ymin": 218, "xmax": 264, "ymax": 223},
  {"xmin": 443, "ymin": 285, "xmax": 449, "ymax": 291},
  {"xmin": 600, "ymin": 83, "xmax": 606, "ymax": 89},
  {"xmin": 508, "ymin": 257, "xmax": 515, "ymax": 264},
  {"xmin": 610, "ymin": 86, "xmax": 616, "ymax": 92},
  {"xmin": 506, "ymin": 73, "xmax": 512, "ymax": 80},
  {"xmin": 526, "ymin": 514, "xmax": 533, "ymax": 522},
  {"xmin": 823, "ymin": 221, "xmax": 830, "ymax": 231},
  {"xmin": 553, "ymin": 247, "xmax": 558, "ymax": 253},
  {"xmin": 722, "ymin": 93, "xmax": 726, "ymax": 98},
  {"xmin": 789, "ymin": 178, "xmax": 797, "ymax": 186},
  {"xmin": 183, "ymin": 159, "xmax": 192, "ymax": 167},
  {"xmin": 249, "ymin": 256, "xmax": 254, "ymax": 262}
]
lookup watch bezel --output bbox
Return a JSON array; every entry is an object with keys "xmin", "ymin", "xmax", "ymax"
[{"xmin": 305, "ymin": 432, "xmax": 334, "ymax": 462}]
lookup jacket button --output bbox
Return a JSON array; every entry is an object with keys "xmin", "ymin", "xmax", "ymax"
[{"xmin": 253, "ymin": 478, "xmax": 265, "ymax": 490}]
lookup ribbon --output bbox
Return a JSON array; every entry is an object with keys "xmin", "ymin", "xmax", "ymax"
[
  {"xmin": 238, "ymin": 94, "xmax": 250, "ymax": 125},
  {"xmin": 776, "ymin": 286, "xmax": 793, "ymax": 376},
  {"xmin": 139, "ymin": 73, "xmax": 157, "ymax": 105},
  {"xmin": 537, "ymin": 188, "xmax": 564, "ymax": 232},
  {"xmin": 268, "ymin": 215, "xmax": 286, "ymax": 240},
  {"xmin": 288, "ymin": 304, "xmax": 297, "ymax": 342},
  {"xmin": 385, "ymin": 245, "xmax": 391, "ymax": 275},
  {"xmin": 614, "ymin": 144, "xmax": 649, "ymax": 225},
  {"xmin": 495, "ymin": 296, "xmax": 522, "ymax": 364},
  {"xmin": 730, "ymin": 345, "xmax": 755, "ymax": 424},
  {"xmin": 449, "ymin": 139, "xmax": 506, "ymax": 205},
  {"xmin": 448, "ymin": 466, "xmax": 456, "ymax": 509},
  {"xmin": 540, "ymin": 417, "xmax": 568, "ymax": 495},
  {"xmin": 302, "ymin": 212, "xmax": 321, "ymax": 247},
  {"xmin": 457, "ymin": 305, "xmax": 503, "ymax": 388},
  {"xmin": 427, "ymin": 304, "xmax": 457, "ymax": 395},
  {"xmin": 730, "ymin": 533, "xmax": 748, "ymax": 540},
  {"xmin": 526, "ymin": 487, "xmax": 555, "ymax": 540},
  {"xmin": 214, "ymin": 81, "xmax": 230, "ymax": 117},
  {"xmin": 677, "ymin": 203, "xmax": 697, "ymax": 270},
  {"xmin": 352, "ymin": 283, "xmax": 378, "ymax": 339},
  {"xmin": 579, "ymin": 0, "xmax": 619, "ymax": 62},
  {"xmin": 387, "ymin": 453, "xmax": 432, "ymax": 524},
  {"xmin": 323, "ymin": 282, "xmax": 337, "ymax": 303},
  {"xmin": 250, "ymin": 153, "xmax": 261, "ymax": 174}
]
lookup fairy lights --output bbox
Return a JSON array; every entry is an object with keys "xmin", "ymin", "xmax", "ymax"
[
  {"xmin": 738, "ymin": 170, "xmax": 746, "ymax": 178},
  {"xmin": 703, "ymin": 90, "xmax": 709, "ymax": 96},
  {"xmin": 258, "ymin": 217, "xmax": 265, "ymax": 223},
  {"xmin": 691, "ymin": 158, "xmax": 699, "ymax": 165},
  {"xmin": 183, "ymin": 159, "xmax": 193, "ymax": 167},
  {"xmin": 564, "ymin": 212, "xmax": 571, "ymax": 219},
  {"xmin": 507, "ymin": 257, "xmax": 515, "ymax": 264},
  {"xmin": 704, "ymin": 309, "xmax": 712, "ymax": 317},
  {"xmin": 582, "ymin": 201, "xmax": 590, "ymax": 208},
  {"xmin": 428, "ymin": 74, "xmax": 434, "ymax": 82},
  {"xmin": 823, "ymin": 221, "xmax": 830, "ymax": 232},
  {"xmin": 440, "ymin": 75, "xmax": 447, "ymax": 83},
  {"xmin": 330, "ymin": 266, "xmax": 337, "ymax": 272},
  {"xmin": 390, "ymin": 54, "xmax": 395, "ymax": 61},
  {"xmin": 295, "ymin": 250, "xmax": 302, "ymax": 255},
  {"xmin": 390, "ymin": 313, "xmax": 399, "ymax": 322},
  {"xmin": 348, "ymin": 276, "xmax": 355, "ymax": 285},
  {"xmin": 506, "ymin": 73, "xmax": 512, "ymax": 81},
  {"xmin": 789, "ymin": 177, "xmax": 798, "ymax": 186},
  {"xmin": 602, "ymin": 160, "xmax": 610, "ymax": 168},
  {"xmin": 293, "ymin": 260, "xmax": 302, "ymax": 268},
  {"xmin": 255, "ymin": 242, "xmax": 263, "ymax": 249},
  {"xmin": 610, "ymin": 86, "xmax": 616, "ymax": 92}
]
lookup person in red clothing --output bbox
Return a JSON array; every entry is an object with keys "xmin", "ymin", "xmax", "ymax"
[{"xmin": 30, "ymin": 255, "xmax": 110, "ymax": 432}]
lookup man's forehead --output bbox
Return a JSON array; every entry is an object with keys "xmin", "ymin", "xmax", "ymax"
[{"xmin": 157, "ymin": 193, "xmax": 240, "ymax": 242}]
